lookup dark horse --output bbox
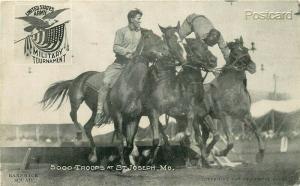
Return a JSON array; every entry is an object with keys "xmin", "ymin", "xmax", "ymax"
[
  {"xmin": 145, "ymin": 27, "xmax": 218, "ymax": 166},
  {"xmin": 106, "ymin": 31, "xmax": 172, "ymax": 166},
  {"xmin": 196, "ymin": 37, "xmax": 265, "ymax": 163},
  {"xmin": 40, "ymin": 23, "xmax": 187, "ymax": 164}
]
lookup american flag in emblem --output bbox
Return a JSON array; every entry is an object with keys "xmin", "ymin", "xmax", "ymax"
[{"xmin": 24, "ymin": 23, "xmax": 68, "ymax": 54}]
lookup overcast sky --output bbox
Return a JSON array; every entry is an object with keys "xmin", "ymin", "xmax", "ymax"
[{"xmin": 1, "ymin": 0, "xmax": 300, "ymax": 126}]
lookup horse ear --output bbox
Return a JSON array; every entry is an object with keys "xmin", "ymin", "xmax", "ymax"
[
  {"xmin": 227, "ymin": 42, "xmax": 234, "ymax": 50},
  {"xmin": 240, "ymin": 36, "xmax": 244, "ymax": 45},
  {"xmin": 158, "ymin": 24, "xmax": 166, "ymax": 34},
  {"xmin": 176, "ymin": 21, "xmax": 180, "ymax": 30}
]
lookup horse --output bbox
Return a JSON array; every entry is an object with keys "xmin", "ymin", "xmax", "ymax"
[
  {"xmin": 105, "ymin": 23, "xmax": 192, "ymax": 166},
  {"xmin": 40, "ymin": 23, "xmax": 187, "ymax": 164},
  {"xmin": 145, "ymin": 31, "xmax": 217, "ymax": 166},
  {"xmin": 196, "ymin": 37, "xmax": 265, "ymax": 163}
]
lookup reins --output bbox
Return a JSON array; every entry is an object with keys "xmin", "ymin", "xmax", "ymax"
[
  {"xmin": 224, "ymin": 53, "xmax": 250, "ymax": 71},
  {"xmin": 202, "ymin": 53, "xmax": 250, "ymax": 78}
]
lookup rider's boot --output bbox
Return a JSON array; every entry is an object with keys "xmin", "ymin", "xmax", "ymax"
[{"xmin": 95, "ymin": 85, "xmax": 110, "ymax": 125}]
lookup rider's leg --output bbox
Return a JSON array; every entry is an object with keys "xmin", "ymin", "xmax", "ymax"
[
  {"xmin": 95, "ymin": 63, "xmax": 124, "ymax": 124},
  {"xmin": 95, "ymin": 83, "xmax": 110, "ymax": 125}
]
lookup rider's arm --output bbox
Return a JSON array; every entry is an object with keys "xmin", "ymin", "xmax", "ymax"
[
  {"xmin": 113, "ymin": 29, "xmax": 131, "ymax": 56},
  {"xmin": 218, "ymin": 35, "xmax": 230, "ymax": 63}
]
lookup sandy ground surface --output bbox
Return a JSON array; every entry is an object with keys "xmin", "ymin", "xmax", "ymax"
[
  {"xmin": 1, "ymin": 151, "xmax": 300, "ymax": 186},
  {"xmin": 1, "ymin": 138, "xmax": 300, "ymax": 186}
]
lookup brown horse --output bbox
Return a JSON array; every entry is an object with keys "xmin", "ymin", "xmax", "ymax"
[
  {"xmin": 40, "ymin": 24, "xmax": 187, "ymax": 164},
  {"xmin": 196, "ymin": 37, "xmax": 265, "ymax": 163},
  {"xmin": 105, "ymin": 31, "xmax": 171, "ymax": 166},
  {"xmin": 145, "ymin": 34, "xmax": 217, "ymax": 166},
  {"xmin": 106, "ymin": 23, "xmax": 192, "ymax": 166}
]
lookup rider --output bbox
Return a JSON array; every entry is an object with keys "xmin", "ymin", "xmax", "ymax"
[
  {"xmin": 179, "ymin": 13, "xmax": 230, "ymax": 64},
  {"xmin": 95, "ymin": 9, "xmax": 143, "ymax": 125}
]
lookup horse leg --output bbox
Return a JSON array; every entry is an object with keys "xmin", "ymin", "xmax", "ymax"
[
  {"xmin": 148, "ymin": 110, "xmax": 161, "ymax": 165},
  {"xmin": 124, "ymin": 117, "xmax": 141, "ymax": 165},
  {"xmin": 201, "ymin": 119, "xmax": 209, "ymax": 146},
  {"xmin": 185, "ymin": 111, "xmax": 195, "ymax": 138},
  {"xmin": 157, "ymin": 120, "xmax": 173, "ymax": 161},
  {"xmin": 69, "ymin": 95, "xmax": 84, "ymax": 140},
  {"xmin": 158, "ymin": 121, "xmax": 170, "ymax": 146},
  {"xmin": 204, "ymin": 116, "xmax": 220, "ymax": 155},
  {"xmin": 83, "ymin": 111, "xmax": 97, "ymax": 163},
  {"xmin": 193, "ymin": 119, "xmax": 210, "ymax": 168},
  {"xmin": 187, "ymin": 111, "xmax": 205, "ymax": 159},
  {"xmin": 112, "ymin": 112, "xmax": 126, "ymax": 166},
  {"xmin": 215, "ymin": 115, "xmax": 234, "ymax": 157},
  {"xmin": 174, "ymin": 117, "xmax": 192, "ymax": 168},
  {"xmin": 245, "ymin": 117, "xmax": 265, "ymax": 163},
  {"xmin": 129, "ymin": 141, "xmax": 139, "ymax": 166}
]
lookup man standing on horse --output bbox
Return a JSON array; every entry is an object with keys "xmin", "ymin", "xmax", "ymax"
[
  {"xmin": 95, "ymin": 9, "xmax": 143, "ymax": 125},
  {"xmin": 179, "ymin": 13, "xmax": 230, "ymax": 63}
]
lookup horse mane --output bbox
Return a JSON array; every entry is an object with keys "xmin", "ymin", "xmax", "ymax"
[
  {"xmin": 141, "ymin": 28, "xmax": 163, "ymax": 42},
  {"xmin": 134, "ymin": 28, "xmax": 164, "ymax": 58}
]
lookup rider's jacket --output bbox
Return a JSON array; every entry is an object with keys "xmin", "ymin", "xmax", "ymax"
[{"xmin": 113, "ymin": 25, "xmax": 141, "ymax": 64}]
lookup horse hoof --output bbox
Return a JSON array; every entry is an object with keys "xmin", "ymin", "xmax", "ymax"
[
  {"xmin": 153, "ymin": 139, "xmax": 160, "ymax": 147},
  {"xmin": 76, "ymin": 132, "xmax": 83, "ymax": 141},
  {"xmin": 142, "ymin": 149, "xmax": 151, "ymax": 158},
  {"xmin": 123, "ymin": 140, "xmax": 127, "ymax": 147},
  {"xmin": 129, "ymin": 155, "xmax": 136, "ymax": 166},
  {"xmin": 74, "ymin": 140, "xmax": 83, "ymax": 146},
  {"xmin": 214, "ymin": 150, "xmax": 225, "ymax": 157},
  {"xmin": 175, "ymin": 132, "xmax": 185, "ymax": 141},
  {"xmin": 121, "ymin": 168, "xmax": 131, "ymax": 174},
  {"xmin": 196, "ymin": 160, "xmax": 202, "ymax": 168},
  {"xmin": 146, "ymin": 159, "xmax": 154, "ymax": 166},
  {"xmin": 185, "ymin": 161, "xmax": 193, "ymax": 168},
  {"xmin": 214, "ymin": 151, "xmax": 221, "ymax": 157},
  {"xmin": 202, "ymin": 160, "xmax": 211, "ymax": 168},
  {"xmin": 185, "ymin": 131, "xmax": 191, "ymax": 137},
  {"xmin": 163, "ymin": 145, "xmax": 172, "ymax": 155},
  {"xmin": 88, "ymin": 154, "xmax": 97, "ymax": 163},
  {"xmin": 108, "ymin": 155, "xmax": 118, "ymax": 162},
  {"xmin": 255, "ymin": 151, "xmax": 264, "ymax": 163}
]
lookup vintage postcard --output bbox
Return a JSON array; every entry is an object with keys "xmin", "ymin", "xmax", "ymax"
[{"xmin": 1, "ymin": 0, "xmax": 300, "ymax": 185}]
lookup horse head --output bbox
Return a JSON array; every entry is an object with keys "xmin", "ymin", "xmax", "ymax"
[
  {"xmin": 184, "ymin": 38, "xmax": 217, "ymax": 70},
  {"xmin": 226, "ymin": 36, "xmax": 256, "ymax": 74},
  {"xmin": 159, "ymin": 22, "xmax": 187, "ymax": 65},
  {"xmin": 137, "ymin": 29, "xmax": 170, "ymax": 62}
]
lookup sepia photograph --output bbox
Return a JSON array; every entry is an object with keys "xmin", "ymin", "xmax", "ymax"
[{"xmin": 0, "ymin": 0, "xmax": 300, "ymax": 185}]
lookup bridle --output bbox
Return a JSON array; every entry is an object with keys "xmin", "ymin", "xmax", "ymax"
[
  {"xmin": 204, "ymin": 52, "xmax": 251, "ymax": 79},
  {"xmin": 224, "ymin": 53, "xmax": 250, "ymax": 71},
  {"xmin": 183, "ymin": 40, "xmax": 219, "ymax": 81},
  {"xmin": 134, "ymin": 33, "xmax": 165, "ymax": 65},
  {"xmin": 161, "ymin": 30, "xmax": 187, "ymax": 65}
]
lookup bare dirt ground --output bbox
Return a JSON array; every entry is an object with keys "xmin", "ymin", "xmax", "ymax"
[{"xmin": 1, "ymin": 138, "xmax": 300, "ymax": 186}]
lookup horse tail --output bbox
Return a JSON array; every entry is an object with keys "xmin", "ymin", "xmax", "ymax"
[{"xmin": 40, "ymin": 79, "xmax": 73, "ymax": 110}]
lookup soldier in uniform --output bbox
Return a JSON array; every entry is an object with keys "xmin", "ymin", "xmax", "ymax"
[
  {"xmin": 179, "ymin": 13, "xmax": 230, "ymax": 63},
  {"xmin": 95, "ymin": 9, "xmax": 143, "ymax": 125}
]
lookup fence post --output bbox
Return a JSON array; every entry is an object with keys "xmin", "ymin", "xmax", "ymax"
[
  {"xmin": 56, "ymin": 125, "xmax": 61, "ymax": 144},
  {"xmin": 36, "ymin": 125, "xmax": 40, "ymax": 142}
]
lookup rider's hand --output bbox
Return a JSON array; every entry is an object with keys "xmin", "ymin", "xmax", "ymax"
[{"xmin": 125, "ymin": 52, "xmax": 133, "ymax": 59}]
